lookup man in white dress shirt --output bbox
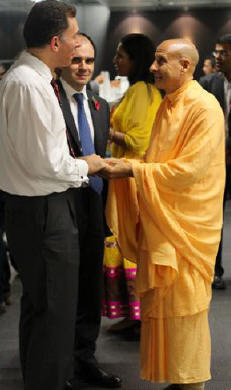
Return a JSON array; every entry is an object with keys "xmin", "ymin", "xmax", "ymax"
[
  {"xmin": 57, "ymin": 33, "xmax": 121, "ymax": 389},
  {"xmin": 0, "ymin": 2, "xmax": 106, "ymax": 390}
]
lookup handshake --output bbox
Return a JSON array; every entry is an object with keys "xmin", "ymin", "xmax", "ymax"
[{"xmin": 80, "ymin": 154, "xmax": 133, "ymax": 179}]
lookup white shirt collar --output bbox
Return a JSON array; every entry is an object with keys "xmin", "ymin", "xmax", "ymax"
[
  {"xmin": 60, "ymin": 78, "xmax": 88, "ymax": 101},
  {"xmin": 16, "ymin": 50, "xmax": 53, "ymax": 82}
]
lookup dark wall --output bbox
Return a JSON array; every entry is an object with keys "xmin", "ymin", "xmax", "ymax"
[
  {"xmin": 76, "ymin": 5, "xmax": 110, "ymax": 76},
  {"xmin": 103, "ymin": 7, "xmax": 231, "ymax": 80},
  {"xmin": 0, "ymin": 11, "xmax": 26, "ymax": 60},
  {"xmin": 2, "ymin": 6, "xmax": 231, "ymax": 80},
  {"xmin": 0, "ymin": 5, "xmax": 110, "ymax": 75}
]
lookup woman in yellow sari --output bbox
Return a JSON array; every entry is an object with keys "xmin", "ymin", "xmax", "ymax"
[{"xmin": 102, "ymin": 33, "xmax": 162, "ymax": 337}]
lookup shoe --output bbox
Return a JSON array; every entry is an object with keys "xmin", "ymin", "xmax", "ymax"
[
  {"xmin": 212, "ymin": 275, "xmax": 226, "ymax": 290},
  {"xmin": 75, "ymin": 361, "xmax": 122, "ymax": 388}
]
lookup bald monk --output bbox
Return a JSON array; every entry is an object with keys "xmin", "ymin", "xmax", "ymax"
[{"xmin": 100, "ymin": 39, "xmax": 225, "ymax": 390}]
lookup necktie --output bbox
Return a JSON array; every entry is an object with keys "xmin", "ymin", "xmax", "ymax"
[
  {"xmin": 51, "ymin": 79, "xmax": 76, "ymax": 157},
  {"xmin": 73, "ymin": 93, "xmax": 103, "ymax": 194}
]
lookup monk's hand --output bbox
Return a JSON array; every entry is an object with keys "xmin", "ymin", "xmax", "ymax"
[{"xmin": 98, "ymin": 158, "xmax": 133, "ymax": 179}]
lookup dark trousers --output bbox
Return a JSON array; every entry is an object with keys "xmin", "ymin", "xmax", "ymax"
[
  {"xmin": 73, "ymin": 187, "xmax": 105, "ymax": 371},
  {"xmin": 214, "ymin": 169, "xmax": 228, "ymax": 277},
  {"xmin": 4, "ymin": 189, "xmax": 79, "ymax": 390},
  {"xmin": 215, "ymin": 230, "xmax": 224, "ymax": 277},
  {"xmin": 0, "ymin": 227, "xmax": 4, "ymax": 304},
  {"xmin": 0, "ymin": 240, "xmax": 11, "ymax": 300},
  {"xmin": 0, "ymin": 193, "xmax": 6, "ymax": 304}
]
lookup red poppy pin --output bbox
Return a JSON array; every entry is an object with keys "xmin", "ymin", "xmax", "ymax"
[{"xmin": 92, "ymin": 96, "xmax": 100, "ymax": 111}]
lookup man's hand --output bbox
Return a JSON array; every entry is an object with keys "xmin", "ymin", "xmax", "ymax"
[
  {"xmin": 80, "ymin": 154, "xmax": 107, "ymax": 175},
  {"xmin": 98, "ymin": 158, "xmax": 133, "ymax": 179}
]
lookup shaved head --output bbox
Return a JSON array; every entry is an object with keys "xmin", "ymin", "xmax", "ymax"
[
  {"xmin": 158, "ymin": 39, "xmax": 199, "ymax": 71},
  {"xmin": 150, "ymin": 38, "xmax": 199, "ymax": 94}
]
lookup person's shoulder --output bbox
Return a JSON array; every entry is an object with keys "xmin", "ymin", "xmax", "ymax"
[
  {"xmin": 200, "ymin": 72, "xmax": 218, "ymax": 82},
  {"xmin": 4, "ymin": 63, "xmax": 44, "ymax": 90},
  {"xmin": 87, "ymin": 90, "xmax": 109, "ymax": 111},
  {"xmin": 87, "ymin": 90, "xmax": 108, "ymax": 105},
  {"xmin": 129, "ymin": 80, "xmax": 146, "ymax": 92},
  {"xmin": 125, "ymin": 81, "xmax": 150, "ymax": 99},
  {"xmin": 199, "ymin": 72, "xmax": 224, "ymax": 86},
  {"xmin": 187, "ymin": 80, "xmax": 224, "ymax": 116}
]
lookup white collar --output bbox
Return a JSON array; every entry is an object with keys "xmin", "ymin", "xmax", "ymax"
[
  {"xmin": 60, "ymin": 78, "xmax": 88, "ymax": 101},
  {"xmin": 16, "ymin": 51, "xmax": 53, "ymax": 82}
]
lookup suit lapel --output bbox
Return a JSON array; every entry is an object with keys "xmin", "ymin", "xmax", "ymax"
[
  {"xmin": 87, "ymin": 91, "xmax": 103, "ymax": 155},
  {"xmin": 56, "ymin": 79, "xmax": 82, "ymax": 155}
]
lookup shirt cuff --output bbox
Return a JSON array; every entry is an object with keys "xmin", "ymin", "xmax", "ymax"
[{"xmin": 75, "ymin": 158, "xmax": 89, "ymax": 185}]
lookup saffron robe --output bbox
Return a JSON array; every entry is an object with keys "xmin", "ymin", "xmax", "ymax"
[{"xmin": 106, "ymin": 80, "xmax": 225, "ymax": 383}]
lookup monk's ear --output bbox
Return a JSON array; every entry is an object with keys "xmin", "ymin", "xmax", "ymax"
[
  {"xmin": 50, "ymin": 36, "xmax": 61, "ymax": 53},
  {"xmin": 180, "ymin": 58, "xmax": 190, "ymax": 73}
]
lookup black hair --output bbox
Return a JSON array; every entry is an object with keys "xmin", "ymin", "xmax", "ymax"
[
  {"xmin": 78, "ymin": 32, "xmax": 97, "ymax": 57},
  {"xmin": 217, "ymin": 34, "xmax": 231, "ymax": 47},
  {"xmin": 23, "ymin": 0, "xmax": 76, "ymax": 48},
  {"xmin": 120, "ymin": 33, "xmax": 155, "ymax": 85}
]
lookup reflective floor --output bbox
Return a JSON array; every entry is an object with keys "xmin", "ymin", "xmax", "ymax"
[{"xmin": 0, "ymin": 203, "xmax": 231, "ymax": 390}]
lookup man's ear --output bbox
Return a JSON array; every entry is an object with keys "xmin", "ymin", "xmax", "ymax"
[
  {"xmin": 180, "ymin": 58, "xmax": 190, "ymax": 73},
  {"xmin": 50, "ymin": 36, "xmax": 60, "ymax": 53}
]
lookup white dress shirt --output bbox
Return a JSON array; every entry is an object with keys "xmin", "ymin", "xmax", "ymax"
[
  {"xmin": 0, "ymin": 51, "xmax": 88, "ymax": 196},
  {"xmin": 60, "ymin": 78, "xmax": 95, "ymax": 141}
]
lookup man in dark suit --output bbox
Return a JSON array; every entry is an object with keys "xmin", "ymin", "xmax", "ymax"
[
  {"xmin": 199, "ymin": 71, "xmax": 225, "ymax": 111},
  {"xmin": 199, "ymin": 34, "xmax": 231, "ymax": 290},
  {"xmin": 57, "ymin": 33, "xmax": 121, "ymax": 389}
]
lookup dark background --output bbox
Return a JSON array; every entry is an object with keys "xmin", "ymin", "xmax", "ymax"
[
  {"xmin": 1, "ymin": 6, "xmax": 231, "ymax": 79},
  {"xmin": 103, "ymin": 7, "xmax": 231, "ymax": 80}
]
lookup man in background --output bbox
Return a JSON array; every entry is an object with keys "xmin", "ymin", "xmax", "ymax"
[
  {"xmin": 201, "ymin": 55, "xmax": 216, "ymax": 76},
  {"xmin": 200, "ymin": 33, "xmax": 231, "ymax": 289},
  {"xmin": 0, "ymin": 2, "xmax": 106, "ymax": 390},
  {"xmin": 57, "ymin": 33, "xmax": 121, "ymax": 389}
]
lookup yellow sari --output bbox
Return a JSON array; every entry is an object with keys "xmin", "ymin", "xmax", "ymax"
[{"xmin": 103, "ymin": 81, "xmax": 162, "ymax": 319}]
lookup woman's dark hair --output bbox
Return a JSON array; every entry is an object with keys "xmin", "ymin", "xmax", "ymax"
[
  {"xmin": 23, "ymin": 0, "xmax": 76, "ymax": 48},
  {"xmin": 120, "ymin": 33, "xmax": 155, "ymax": 85}
]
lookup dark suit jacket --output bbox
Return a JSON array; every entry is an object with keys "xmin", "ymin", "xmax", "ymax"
[
  {"xmin": 200, "ymin": 71, "xmax": 231, "ymax": 203},
  {"xmin": 56, "ymin": 80, "xmax": 110, "ymax": 358},
  {"xmin": 56, "ymin": 79, "xmax": 110, "ymax": 158},
  {"xmin": 199, "ymin": 72, "xmax": 226, "ymax": 113}
]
